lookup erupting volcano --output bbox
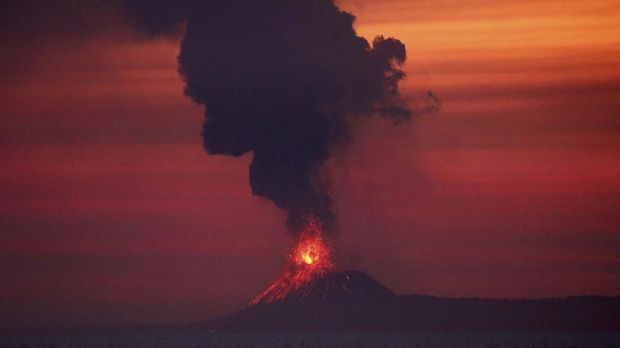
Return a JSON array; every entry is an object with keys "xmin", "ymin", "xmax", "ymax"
[
  {"xmin": 167, "ymin": 1, "xmax": 418, "ymax": 309},
  {"xmin": 126, "ymin": 0, "xmax": 415, "ymax": 321},
  {"xmin": 164, "ymin": 0, "xmax": 414, "ymax": 312},
  {"xmin": 250, "ymin": 217, "xmax": 336, "ymax": 305}
]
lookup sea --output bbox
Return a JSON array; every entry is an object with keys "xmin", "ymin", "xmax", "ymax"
[{"xmin": 2, "ymin": 332, "xmax": 619, "ymax": 348}]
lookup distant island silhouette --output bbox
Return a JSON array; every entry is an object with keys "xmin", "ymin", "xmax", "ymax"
[{"xmin": 192, "ymin": 270, "xmax": 620, "ymax": 333}]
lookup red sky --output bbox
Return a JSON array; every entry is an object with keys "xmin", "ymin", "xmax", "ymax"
[{"xmin": 1, "ymin": 0, "xmax": 619, "ymax": 329}]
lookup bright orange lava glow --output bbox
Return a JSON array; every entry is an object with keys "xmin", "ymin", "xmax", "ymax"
[
  {"xmin": 301, "ymin": 251, "xmax": 316, "ymax": 265},
  {"xmin": 250, "ymin": 217, "xmax": 336, "ymax": 305},
  {"xmin": 294, "ymin": 234, "xmax": 328, "ymax": 267}
]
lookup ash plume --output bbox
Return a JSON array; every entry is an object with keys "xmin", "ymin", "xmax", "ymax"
[{"xmin": 126, "ymin": 0, "xmax": 411, "ymax": 234}]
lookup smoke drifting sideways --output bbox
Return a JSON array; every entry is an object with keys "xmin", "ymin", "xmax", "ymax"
[{"xmin": 124, "ymin": 0, "xmax": 412, "ymax": 235}]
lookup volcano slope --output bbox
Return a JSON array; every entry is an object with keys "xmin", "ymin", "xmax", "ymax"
[{"xmin": 192, "ymin": 270, "xmax": 620, "ymax": 333}]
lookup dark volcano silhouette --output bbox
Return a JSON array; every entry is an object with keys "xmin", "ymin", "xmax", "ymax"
[
  {"xmin": 251, "ymin": 270, "xmax": 396, "ymax": 305},
  {"xmin": 191, "ymin": 270, "xmax": 620, "ymax": 333},
  {"xmin": 294, "ymin": 270, "xmax": 396, "ymax": 302}
]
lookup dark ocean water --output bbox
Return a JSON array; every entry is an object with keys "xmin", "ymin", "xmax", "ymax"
[{"xmin": 2, "ymin": 332, "xmax": 619, "ymax": 348}]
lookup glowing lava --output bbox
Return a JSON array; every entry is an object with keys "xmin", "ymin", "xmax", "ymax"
[
  {"xmin": 294, "ymin": 234, "xmax": 329, "ymax": 267},
  {"xmin": 250, "ymin": 217, "xmax": 336, "ymax": 305},
  {"xmin": 301, "ymin": 251, "xmax": 316, "ymax": 265}
]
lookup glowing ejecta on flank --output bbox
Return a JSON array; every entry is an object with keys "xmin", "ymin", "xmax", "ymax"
[{"xmin": 249, "ymin": 217, "xmax": 336, "ymax": 305}]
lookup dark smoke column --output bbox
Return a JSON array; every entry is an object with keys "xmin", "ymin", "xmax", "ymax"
[{"xmin": 178, "ymin": 0, "xmax": 409, "ymax": 234}]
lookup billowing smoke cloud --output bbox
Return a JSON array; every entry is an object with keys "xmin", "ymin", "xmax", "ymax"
[{"xmin": 133, "ymin": 0, "xmax": 411, "ymax": 234}]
